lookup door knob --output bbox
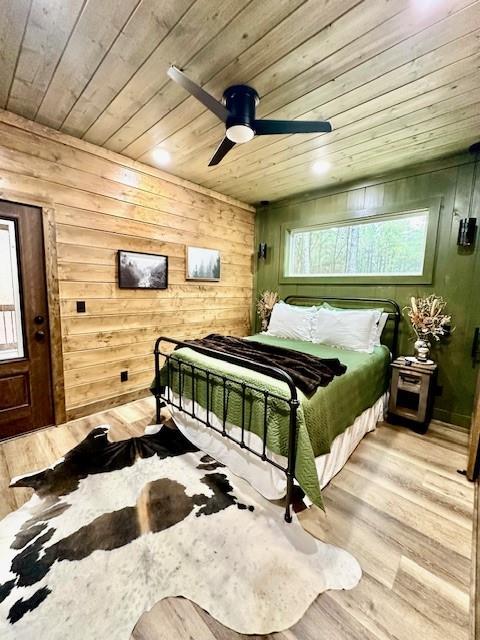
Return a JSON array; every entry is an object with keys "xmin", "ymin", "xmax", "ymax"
[
  {"xmin": 34, "ymin": 315, "xmax": 45, "ymax": 325},
  {"xmin": 35, "ymin": 330, "xmax": 46, "ymax": 340}
]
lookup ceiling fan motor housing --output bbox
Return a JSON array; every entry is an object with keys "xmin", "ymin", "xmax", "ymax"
[
  {"xmin": 167, "ymin": 66, "xmax": 333, "ymax": 163},
  {"xmin": 224, "ymin": 85, "xmax": 259, "ymax": 142}
]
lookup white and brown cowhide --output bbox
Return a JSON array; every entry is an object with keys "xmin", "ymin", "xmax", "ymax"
[{"xmin": 0, "ymin": 425, "xmax": 361, "ymax": 638}]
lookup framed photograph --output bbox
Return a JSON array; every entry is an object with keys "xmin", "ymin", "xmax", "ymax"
[
  {"xmin": 186, "ymin": 246, "xmax": 221, "ymax": 281},
  {"xmin": 117, "ymin": 250, "xmax": 168, "ymax": 289}
]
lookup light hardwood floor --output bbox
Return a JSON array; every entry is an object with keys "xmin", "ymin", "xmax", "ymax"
[{"xmin": 0, "ymin": 398, "xmax": 474, "ymax": 640}]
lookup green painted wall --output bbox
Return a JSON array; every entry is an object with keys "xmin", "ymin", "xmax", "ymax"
[{"xmin": 254, "ymin": 153, "xmax": 480, "ymax": 428}]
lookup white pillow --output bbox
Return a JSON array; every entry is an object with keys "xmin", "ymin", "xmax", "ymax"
[
  {"xmin": 320, "ymin": 303, "xmax": 388, "ymax": 348},
  {"xmin": 266, "ymin": 302, "xmax": 316, "ymax": 341},
  {"xmin": 311, "ymin": 307, "xmax": 381, "ymax": 353},
  {"xmin": 375, "ymin": 312, "xmax": 389, "ymax": 346}
]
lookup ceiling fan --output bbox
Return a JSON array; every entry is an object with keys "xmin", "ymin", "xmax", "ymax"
[{"xmin": 167, "ymin": 66, "xmax": 332, "ymax": 166}]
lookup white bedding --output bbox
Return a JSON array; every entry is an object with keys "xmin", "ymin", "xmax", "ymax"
[{"xmin": 167, "ymin": 390, "xmax": 387, "ymax": 501}]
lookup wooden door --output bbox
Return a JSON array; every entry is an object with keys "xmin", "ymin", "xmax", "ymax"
[
  {"xmin": 467, "ymin": 370, "xmax": 480, "ymax": 480},
  {"xmin": 0, "ymin": 201, "xmax": 54, "ymax": 438}
]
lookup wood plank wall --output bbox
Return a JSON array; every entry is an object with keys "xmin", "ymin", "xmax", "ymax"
[
  {"xmin": 0, "ymin": 110, "xmax": 255, "ymax": 420},
  {"xmin": 256, "ymin": 154, "xmax": 480, "ymax": 428}
]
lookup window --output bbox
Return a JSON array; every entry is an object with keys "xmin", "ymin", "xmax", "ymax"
[
  {"xmin": 285, "ymin": 210, "xmax": 429, "ymax": 279},
  {"xmin": 0, "ymin": 218, "xmax": 24, "ymax": 360}
]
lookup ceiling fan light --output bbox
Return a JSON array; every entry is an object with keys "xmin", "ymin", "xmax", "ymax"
[{"xmin": 226, "ymin": 124, "xmax": 254, "ymax": 144}]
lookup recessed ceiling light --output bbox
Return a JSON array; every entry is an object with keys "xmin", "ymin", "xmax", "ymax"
[
  {"xmin": 152, "ymin": 148, "xmax": 171, "ymax": 166},
  {"xmin": 312, "ymin": 160, "xmax": 330, "ymax": 175},
  {"xmin": 414, "ymin": 0, "xmax": 440, "ymax": 12}
]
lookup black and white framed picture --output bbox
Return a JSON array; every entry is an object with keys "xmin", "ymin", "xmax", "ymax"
[
  {"xmin": 186, "ymin": 246, "xmax": 221, "ymax": 281},
  {"xmin": 118, "ymin": 250, "xmax": 168, "ymax": 289}
]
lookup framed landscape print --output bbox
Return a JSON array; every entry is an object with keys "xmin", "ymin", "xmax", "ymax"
[
  {"xmin": 118, "ymin": 250, "xmax": 168, "ymax": 289},
  {"xmin": 186, "ymin": 246, "xmax": 220, "ymax": 281}
]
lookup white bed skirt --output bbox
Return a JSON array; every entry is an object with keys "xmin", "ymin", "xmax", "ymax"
[{"xmin": 168, "ymin": 391, "xmax": 387, "ymax": 501}]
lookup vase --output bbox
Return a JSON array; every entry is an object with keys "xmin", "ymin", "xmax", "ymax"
[{"xmin": 414, "ymin": 338, "xmax": 431, "ymax": 362}]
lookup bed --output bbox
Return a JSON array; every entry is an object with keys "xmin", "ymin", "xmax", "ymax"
[{"xmin": 152, "ymin": 296, "xmax": 400, "ymax": 521}]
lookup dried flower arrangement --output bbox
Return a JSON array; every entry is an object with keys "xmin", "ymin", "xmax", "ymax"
[
  {"xmin": 404, "ymin": 295, "xmax": 452, "ymax": 341},
  {"xmin": 256, "ymin": 290, "xmax": 279, "ymax": 331}
]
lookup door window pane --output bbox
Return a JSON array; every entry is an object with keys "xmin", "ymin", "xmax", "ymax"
[
  {"xmin": 286, "ymin": 210, "xmax": 429, "ymax": 277},
  {"xmin": 0, "ymin": 218, "xmax": 24, "ymax": 359}
]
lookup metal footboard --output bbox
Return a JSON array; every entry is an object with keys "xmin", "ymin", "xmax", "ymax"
[{"xmin": 153, "ymin": 336, "xmax": 299, "ymax": 522}]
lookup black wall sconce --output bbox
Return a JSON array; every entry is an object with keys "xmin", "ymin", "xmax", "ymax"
[
  {"xmin": 258, "ymin": 242, "xmax": 267, "ymax": 259},
  {"xmin": 458, "ymin": 142, "xmax": 479, "ymax": 247},
  {"xmin": 257, "ymin": 201, "xmax": 269, "ymax": 259},
  {"xmin": 458, "ymin": 218, "xmax": 477, "ymax": 247}
]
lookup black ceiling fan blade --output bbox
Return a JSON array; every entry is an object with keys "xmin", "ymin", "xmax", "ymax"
[
  {"xmin": 254, "ymin": 119, "xmax": 332, "ymax": 135},
  {"xmin": 167, "ymin": 66, "xmax": 228, "ymax": 122},
  {"xmin": 208, "ymin": 136, "xmax": 236, "ymax": 166}
]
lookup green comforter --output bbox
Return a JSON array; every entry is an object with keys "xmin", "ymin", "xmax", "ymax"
[{"xmin": 154, "ymin": 335, "xmax": 390, "ymax": 509}]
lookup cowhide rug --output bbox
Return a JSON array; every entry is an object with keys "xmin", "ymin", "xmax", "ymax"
[{"xmin": 0, "ymin": 425, "xmax": 361, "ymax": 638}]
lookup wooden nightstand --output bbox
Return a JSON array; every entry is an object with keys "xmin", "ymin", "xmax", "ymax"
[{"xmin": 388, "ymin": 357, "xmax": 438, "ymax": 432}]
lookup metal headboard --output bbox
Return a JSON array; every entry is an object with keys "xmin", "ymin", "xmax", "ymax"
[{"xmin": 284, "ymin": 295, "xmax": 401, "ymax": 358}]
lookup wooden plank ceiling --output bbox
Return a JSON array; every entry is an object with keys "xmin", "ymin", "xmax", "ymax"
[{"xmin": 1, "ymin": 0, "xmax": 480, "ymax": 204}]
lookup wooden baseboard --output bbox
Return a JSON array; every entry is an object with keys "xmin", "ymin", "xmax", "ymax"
[
  {"xmin": 472, "ymin": 480, "xmax": 479, "ymax": 640},
  {"xmin": 65, "ymin": 388, "xmax": 151, "ymax": 422},
  {"xmin": 433, "ymin": 407, "xmax": 471, "ymax": 429}
]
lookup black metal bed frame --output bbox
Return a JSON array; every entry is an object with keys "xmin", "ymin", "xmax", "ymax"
[{"xmin": 153, "ymin": 296, "xmax": 401, "ymax": 522}]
